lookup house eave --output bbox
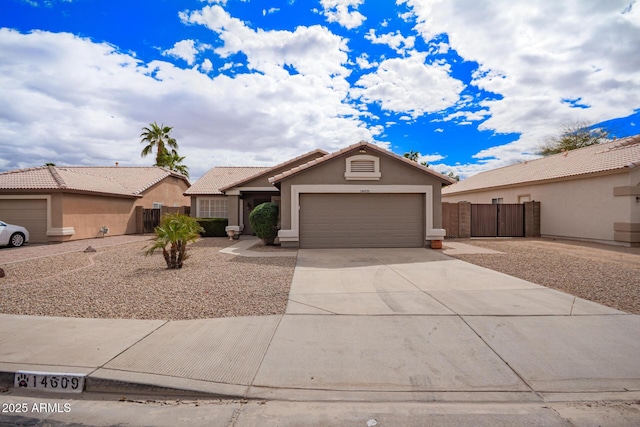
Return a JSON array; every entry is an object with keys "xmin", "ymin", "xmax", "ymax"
[{"xmin": 443, "ymin": 167, "xmax": 632, "ymax": 197}]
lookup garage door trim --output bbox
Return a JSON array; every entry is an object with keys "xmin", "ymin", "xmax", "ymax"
[
  {"xmin": 278, "ymin": 184, "xmax": 446, "ymax": 245},
  {"xmin": 0, "ymin": 195, "xmax": 52, "ymax": 242}
]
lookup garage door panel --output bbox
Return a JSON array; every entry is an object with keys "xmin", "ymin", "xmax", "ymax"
[
  {"xmin": 0, "ymin": 199, "xmax": 48, "ymax": 243},
  {"xmin": 299, "ymin": 193, "xmax": 423, "ymax": 248}
]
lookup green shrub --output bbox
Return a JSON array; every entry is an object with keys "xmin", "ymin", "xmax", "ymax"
[
  {"xmin": 196, "ymin": 218, "xmax": 228, "ymax": 237},
  {"xmin": 145, "ymin": 213, "xmax": 204, "ymax": 269},
  {"xmin": 249, "ymin": 202, "xmax": 279, "ymax": 245}
]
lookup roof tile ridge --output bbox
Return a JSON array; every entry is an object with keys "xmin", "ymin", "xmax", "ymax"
[
  {"xmin": 213, "ymin": 166, "xmax": 270, "ymax": 169},
  {"xmin": 0, "ymin": 166, "xmax": 48, "ymax": 176},
  {"xmin": 605, "ymin": 134, "xmax": 640, "ymax": 151},
  {"xmin": 219, "ymin": 149, "xmax": 327, "ymax": 191},
  {"xmin": 48, "ymin": 166, "xmax": 67, "ymax": 188}
]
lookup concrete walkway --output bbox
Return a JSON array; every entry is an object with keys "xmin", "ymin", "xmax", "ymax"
[
  {"xmin": 1, "ymin": 246, "xmax": 639, "ymax": 414},
  {"xmin": 218, "ymin": 236, "xmax": 297, "ymax": 257}
]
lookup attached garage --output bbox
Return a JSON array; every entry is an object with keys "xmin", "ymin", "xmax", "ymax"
[
  {"xmin": 299, "ymin": 193, "xmax": 424, "ymax": 248},
  {"xmin": 0, "ymin": 198, "xmax": 48, "ymax": 243},
  {"xmin": 270, "ymin": 141, "xmax": 455, "ymax": 249}
]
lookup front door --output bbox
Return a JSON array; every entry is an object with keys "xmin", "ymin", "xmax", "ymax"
[{"xmin": 243, "ymin": 197, "xmax": 272, "ymax": 235}]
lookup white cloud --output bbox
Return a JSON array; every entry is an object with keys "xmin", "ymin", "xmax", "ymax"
[
  {"xmin": 263, "ymin": 8, "xmax": 279, "ymax": 16},
  {"xmin": 365, "ymin": 29, "xmax": 415, "ymax": 54},
  {"xmin": 401, "ymin": 0, "xmax": 640, "ymax": 169},
  {"xmin": 442, "ymin": 110, "xmax": 490, "ymax": 122},
  {"xmin": 355, "ymin": 53, "xmax": 377, "ymax": 69},
  {"xmin": 352, "ymin": 52, "xmax": 465, "ymax": 118},
  {"xmin": 0, "ymin": 29, "xmax": 376, "ymax": 179},
  {"xmin": 434, "ymin": 128, "xmax": 443, "ymax": 132},
  {"xmin": 418, "ymin": 153, "xmax": 444, "ymax": 164},
  {"xmin": 319, "ymin": 0, "xmax": 366, "ymax": 29},
  {"xmin": 163, "ymin": 39, "xmax": 198, "ymax": 65},
  {"xmin": 180, "ymin": 5, "xmax": 350, "ymax": 80},
  {"xmin": 200, "ymin": 58, "xmax": 213, "ymax": 72}
]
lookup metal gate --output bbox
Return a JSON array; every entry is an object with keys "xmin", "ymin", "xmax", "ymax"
[
  {"xmin": 471, "ymin": 204, "xmax": 524, "ymax": 237},
  {"xmin": 142, "ymin": 208, "xmax": 161, "ymax": 233}
]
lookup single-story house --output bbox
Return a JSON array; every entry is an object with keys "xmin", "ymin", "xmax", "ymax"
[
  {"xmin": 0, "ymin": 166, "xmax": 190, "ymax": 243},
  {"xmin": 186, "ymin": 141, "xmax": 455, "ymax": 248},
  {"xmin": 442, "ymin": 135, "xmax": 640, "ymax": 247}
]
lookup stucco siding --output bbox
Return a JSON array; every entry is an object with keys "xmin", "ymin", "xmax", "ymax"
[
  {"xmin": 138, "ymin": 176, "xmax": 190, "ymax": 209},
  {"xmin": 279, "ymin": 151, "xmax": 442, "ymax": 231},
  {"xmin": 443, "ymin": 171, "xmax": 635, "ymax": 244},
  {"xmin": 62, "ymin": 193, "xmax": 135, "ymax": 240},
  {"xmin": 277, "ymin": 148, "xmax": 446, "ymax": 247}
]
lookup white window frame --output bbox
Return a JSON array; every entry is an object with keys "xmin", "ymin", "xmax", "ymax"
[
  {"xmin": 197, "ymin": 198, "xmax": 228, "ymax": 218},
  {"xmin": 344, "ymin": 155, "xmax": 381, "ymax": 180}
]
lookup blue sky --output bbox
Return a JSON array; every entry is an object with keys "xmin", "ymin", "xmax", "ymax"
[{"xmin": 1, "ymin": 0, "xmax": 639, "ymax": 181}]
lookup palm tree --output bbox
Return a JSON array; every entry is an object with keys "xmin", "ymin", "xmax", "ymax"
[
  {"xmin": 158, "ymin": 149, "xmax": 190, "ymax": 178},
  {"xmin": 403, "ymin": 150, "xmax": 429, "ymax": 166},
  {"xmin": 145, "ymin": 213, "xmax": 203, "ymax": 269},
  {"xmin": 403, "ymin": 150, "xmax": 420, "ymax": 162},
  {"xmin": 140, "ymin": 122, "xmax": 179, "ymax": 166}
]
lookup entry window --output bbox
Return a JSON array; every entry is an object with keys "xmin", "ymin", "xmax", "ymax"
[
  {"xmin": 344, "ymin": 154, "xmax": 381, "ymax": 180},
  {"xmin": 491, "ymin": 198, "xmax": 503, "ymax": 204},
  {"xmin": 198, "ymin": 198, "xmax": 228, "ymax": 218},
  {"xmin": 152, "ymin": 202, "xmax": 163, "ymax": 209}
]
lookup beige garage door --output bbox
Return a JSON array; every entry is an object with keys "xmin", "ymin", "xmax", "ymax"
[
  {"xmin": 299, "ymin": 193, "xmax": 424, "ymax": 248},
  {"xmin": 0, "ymin": 199, "xmax": 48, "ymax": 243}
]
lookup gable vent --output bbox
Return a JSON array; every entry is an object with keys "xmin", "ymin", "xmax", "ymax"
[{"xmin": 350, "ymin": 160, "xmax": 375, "ymax": 173}]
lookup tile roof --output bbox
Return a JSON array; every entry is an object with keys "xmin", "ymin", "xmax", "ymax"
[
  {"xmin": 0, "ymin": 166, "xmax": 189, "ymax": 197},
  {"xmin": 218, "ymin": 149, "xmax": 328, "ymax": 192},
  {"xmin": 184, "ymin": 167, "xmax": 270, "ymax": 195},
  {"xmin": 443, "ymin": 134, "xmax": 640, "ymax": 195},
  {"xmin": 269, "ymin": 141, "xmax": 456, "ymax": 184}
]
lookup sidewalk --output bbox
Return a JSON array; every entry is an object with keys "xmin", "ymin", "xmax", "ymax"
[{"xmin": 1, "ymin": 239, "xmax": 639, "ymax": 415}]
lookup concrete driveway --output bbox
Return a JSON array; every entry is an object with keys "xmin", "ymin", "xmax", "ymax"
[{"xmin": 252, "ymin": 248, "xmax": 640, "ymax": 400}]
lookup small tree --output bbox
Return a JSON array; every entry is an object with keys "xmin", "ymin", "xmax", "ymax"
[
  {"xmin": 145, "ymin": 213, "xmax": 203, "ymax": 269},
  {"xmin": 538, "ymin": 121, "xmax": 611, "ymax": 156},
  {"xmin": 249, "ymin": 202, "xmax": 279, "ymax": 245},
  {"xmin": 403, "ymin": 150, "xmax": 429, "ymax": 166},
  {"xmin": 445, "ymin": 171, "xmax": 460, "ymax": 181},
  {"xmin": 403, "ymin": 150, "xmax": 420, "ymax": 162}
]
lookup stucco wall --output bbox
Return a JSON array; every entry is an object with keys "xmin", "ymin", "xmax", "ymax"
[
  {"xmin": 442, "ymin": 170, "xmax": 637, "ymax": 245},
  {"xmin": 138, "ymin": 176, "xmax": 190, "ymax": 209},
  {"xmin": 60, "ymin": 177, "xmax": 190, "ymax": 241},
  {"xmin": 62, "ymin": 193, "xmax": 136, "ymax": 240}
]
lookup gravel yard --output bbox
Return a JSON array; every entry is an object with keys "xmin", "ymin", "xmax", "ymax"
[
  {"xmin": 448, "ymin": 238, "xmax": 640, "ymax": 314},
  {"xmin": 3, "ymin": 235, "xmax": 638, "ymax": 320},
  {"xmin": 0, "ymin": 238, "xmax": 296, "ymax": 320}
]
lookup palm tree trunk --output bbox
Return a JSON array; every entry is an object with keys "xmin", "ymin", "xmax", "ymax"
[
  {"xmin": 161, "ymin": 247, "xmax": 171, "ymax": 268},
  {"xmin": 169, "ymin": 242, "xmax": 178, "ymax": 269},
  {"xmin": 177, "ymin": 240, "xmax": 187, "ymax": 269}
]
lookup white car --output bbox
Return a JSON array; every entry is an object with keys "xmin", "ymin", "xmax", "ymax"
[{"xmin": 0, "ymin": 221, "xmax": 30, "ymax": 247}]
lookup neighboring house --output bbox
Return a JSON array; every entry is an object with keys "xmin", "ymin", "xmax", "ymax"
[
  {"xmin": 0, "ymin": 166, "xmax": 190, "ymax": 243},
  {"xmin": 442, "ymin": 135, "xmax": 640, "ymax": 247},
  {"xmin": 187, "ymin": 141, "xmax": 455, "ymax": 248}
]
